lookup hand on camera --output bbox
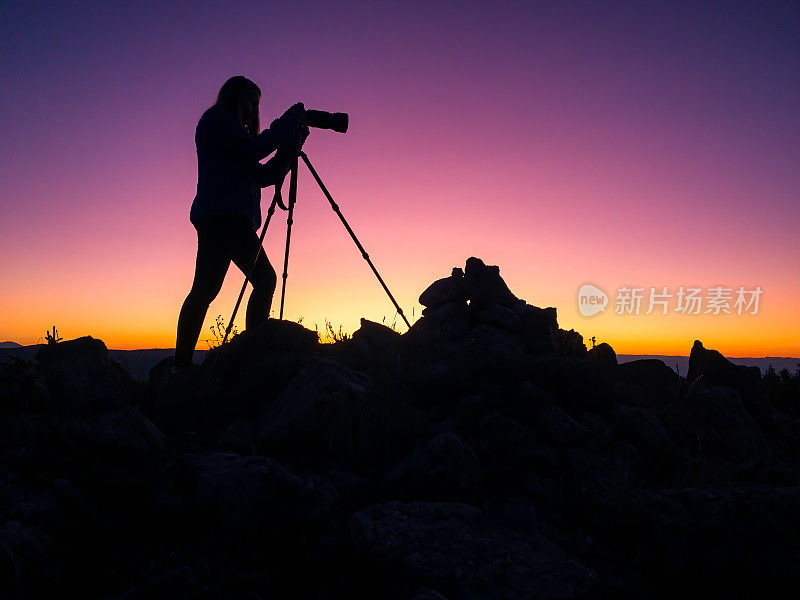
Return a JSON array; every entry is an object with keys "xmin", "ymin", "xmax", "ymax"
[
  {"xmin": 285, "ymin": 102, "xmax": 306, "ymax": 124},
  {"xmin": 287, "ymin": 125, "xmax": 310, "ymax": 153}
]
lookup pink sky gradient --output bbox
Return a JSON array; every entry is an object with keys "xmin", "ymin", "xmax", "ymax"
[{"xmin": 1, "ymin": 1, "xmax": 798, "ymax": 356}]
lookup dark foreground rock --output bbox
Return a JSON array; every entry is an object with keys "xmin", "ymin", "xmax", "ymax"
[
  {"xmin": 1, "ymin": 257, "xmax": 799, "ymax": 598},
  {"xmin": 350, "ymin": 501, "xmax": 599, "ymax": 599}
]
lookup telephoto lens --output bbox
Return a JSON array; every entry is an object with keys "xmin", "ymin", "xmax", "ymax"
[{"xmin": 304, "ymin": 110, "xmax": 348, "ymax": 133}]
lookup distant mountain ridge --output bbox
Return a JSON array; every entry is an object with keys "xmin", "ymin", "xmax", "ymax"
[
  {"xmin": 0, "ymin": 345, "xmax": 205, "ymax": 382},
  {"xmin": 1, "ymin": 342, "xmax": 797, "ymax": 380},
  {"xmin": 618, "ymin": 354, "xmax": 799, "ymax": 377}
]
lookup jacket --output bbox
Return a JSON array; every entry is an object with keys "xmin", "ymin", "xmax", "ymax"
[{"xmin": 189, "ymin": 104, "xmax": 300, "ymax": 229}]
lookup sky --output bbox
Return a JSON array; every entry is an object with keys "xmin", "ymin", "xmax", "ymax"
[{"xmin": 0, "ymin": 0, "xmax": 798, "ymax": 357}]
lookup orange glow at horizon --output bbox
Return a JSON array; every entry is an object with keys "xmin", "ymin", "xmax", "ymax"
[{"xmin": 1, "ymin": 2, "xmax": 798, "ymax": 360}]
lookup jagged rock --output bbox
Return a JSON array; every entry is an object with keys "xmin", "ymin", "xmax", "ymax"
[
  {"xmin": 382, "ymin": 430, "xmax": 482, "ymax": 501},
  {"xmin": 203, "ymin": 318, "xmax": 318, "ymax": 375},
  {"xmin": 587, "ymin": 343, "xmax": 617, "ymax": 409},
  {"xmin": 560, "ymin": 448, "xmax": 629, "ymax": 513},
  {"xmin": 514, "ymin": 305, "xmax": 559, "ymax": 354},
  {"xmin": 534, "ymin": 403, "xmax": 591, "ymax": 448},
  {"xmin": 0, "ymin": 520, "xmax": 64, "ymax": 598},
  {"xmin": 501, "ymin": 381, "xmax": 590, "ymax": 447},
  {"xmin": 350, "ymin": 500, "xmax": 598, "ymax": 599},
  {"xmin": 616, "ymin": 359, "xmax": 681, "ymax": 410},
  {"xmin": 620, "ymin": 485, "xmax": 800, "ymax": 596},
  {"xmin": 479, "ymin": 411, "xmax": 560, "ymax": 477},
  {"xmin": 687, "ymin": 340, "xmax": 775, "ymax": 437},
  {"xmin": 687, "ymin": 340, "xmax": 761, "ymax": 394},
  {"xmin": 578, "ymin": 411, "xmax": 615, "ymax": 449},
  {"xmin": 405, "ymin": 302, "xmax": 470, "ymax": 348},
  {"xmin": 352, "ymin": 318, "xmax": 401, "ymax": 351},
  {"xmin": 473, "ymin": 304, "xmax": 521, "ymax": 332},
  {"xmin": 102, "ymin": 566, "xmax": 207, "ymax": 600},
  {"xmin": 147, "ymin": 355, "xmax": 174, "ymax": 389},
  {"xmin": 214, "ymin": 417, "xmax": 256, "ymax": 454},
  {"xmin": 0, "ymin": 357, "xmax": 50, "ymax": 413},
  {"xmin": 553, "ymin": 328, "xmax": 587, "ymax": 358},
  {"xmin": 463, "ymin": 325, "xmax": 525, "ymax": 355},
  {"xmin": 419, "ymin": 269, "xmax": 467, "ymax": 312},
  {"xmin": 180, "ymin": 451, "xmax": 338, "ymax": 536},
  {"xmin": 670, "ymin": 384, "xmax": 771, "ymax": 466},
  {"xmin": 588, "ymin": 342, "xmax": 616, "ymax": 366},
  {"xmin": 482, "ymin": 495, "xmax": 539, "ymax": 534},
  {"xmin": 326, "ymin": 468, "xmax": 377, "ymax": 511},
  {"xmin": 554, "ymin": 357, "xmax": 599, "ymax": 413},
  {"xmin": 36, "ymin": 337, "xmax": 131, "ymax": 416},
  {"xmin": 463, "ymin": 257, "xmax": 524, "ymax": 309},
  {"xmin": 609, "ymin": 405, "xmax": 689, "ymax": 485},
  {"xmin": 613, "ymin": 441, "xmax": 645, "ymax": 477},
  {"xmin": 6, "ymin": 265, "xmax": 800, "ymax": 597},
  {"xmin": 58, "ymin": 407, "xmax": 170, "ymax": 478},
  {"xmin": 411, "ymin": 589, "xmax": 449, "ymax": 600},
  {"xmin": 256, "ymin": 356, "xmax": 373, "ymax": 467}
]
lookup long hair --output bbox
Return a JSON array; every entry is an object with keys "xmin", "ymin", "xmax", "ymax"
[{"xmin": 215, "ymin": 76, "xmax": 261, "ymax": 138}]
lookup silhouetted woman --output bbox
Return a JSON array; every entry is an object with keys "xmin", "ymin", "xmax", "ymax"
[{"xmin": 174, "ymin": 76, "xmax": 306, "ymax": 370}]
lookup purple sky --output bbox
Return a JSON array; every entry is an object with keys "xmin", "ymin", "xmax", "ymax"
[{"xmin": 1, "ymin": 1, "xmax": 798, "ymax": 354}]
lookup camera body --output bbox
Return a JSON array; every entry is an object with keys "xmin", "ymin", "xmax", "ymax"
[{"xmin": 304, "ymin": 110, "xmax": 348, "ymax": 134}]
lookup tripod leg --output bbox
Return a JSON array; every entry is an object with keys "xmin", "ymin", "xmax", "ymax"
[
  {"xmin": 222, "ymin": 194, "xmax": 280, "ymax": 346},
  {"xmin": 278, "ymin": 154, "xmax": 299, "ymax": 320},
  {"xmin": 299, "ymin": 151, "xmax": 412, "ymax": 330}
]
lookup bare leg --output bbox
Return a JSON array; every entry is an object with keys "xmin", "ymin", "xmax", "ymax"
[
  {"xmin": 174, "ymin": 220, "xmax": 233, "ymax": 368},
  {"xmin": 231, "ymin": 227, "xmax": 277, "ymax": 331}
]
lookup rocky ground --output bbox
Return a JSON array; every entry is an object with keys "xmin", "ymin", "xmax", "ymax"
[{"xmin": 2, "ymin": 257, "xmax": 800, "ymax": 599}]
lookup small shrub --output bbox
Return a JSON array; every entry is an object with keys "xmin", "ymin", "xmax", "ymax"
[
  {"xmin": 315, "ymin": 319, "xmax": 351, "ymax": 344},
  {"xmin": 208, "ymin": 315, "xmax": 238, "ymax": 349}
]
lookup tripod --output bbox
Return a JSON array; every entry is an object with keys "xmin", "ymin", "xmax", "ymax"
[{"xmin": 221, "ymin": 150, "xmax": 411, "ymax": 346}]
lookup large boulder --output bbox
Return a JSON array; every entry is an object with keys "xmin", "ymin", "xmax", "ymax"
[
  {"xmin": 350, "ymin": 500, "xmax": 598, "ymax": 599},
  {"xmin": 404, "ymin": 302, "xmax": 470, "ymax": 349},
  {"xmin": 687, "ymin": 340, "xmax": 775, "ymax": 436},
  {"xmin": 57, "ymin": 407, "xmax": 170, "ymax": 484},
  {"xmin": 463, "ymin": 257, "xmax": 524, "ymax": 309},
  {"xmin": 553, "ymin": 329, "xmax": 588, "ymax": 358},
  {"xmin": 669, "ymin": 384, "xmax": 772, "ymax": 468},
  {"xmin": 382, "ymin": 430, "xmax": 482, "ymax": 501},
  {"xmin": 36, "ymin": 337, "xmax": 131, "ymax": 416},
  {"xmin": 559, "ymin": 448, "xmax": 630, "ymax": 515},
  {"xmin": 345, "ymin": 318, "xmax": 403, "ymax": 373},
  {"xmin": 587, "ymin": 342, "xmax": 617, "ymax": 407},
  {"xmin": 533, "ymin": 403, "xmax": 591, "ymax": 448},
  {"xmin": 463, "ymin": 325, "xmax": 525, "ymax": 356},
  {"xmin": 619, "ymin": 485, "xmax": 800, "ymax": 596},
  {"xmin": 617, "ymin": 359, "xmax": 681, "ymax": 410},
  {"xmin": 0, "ymin": 356, "xmax": 50, "ymax": 413},
  {"xmin": 256, "ymin": 356, "xmax": 373, "ymax": 468},
  {"xmin": 178, "ymin": 451, "xmax": 338, "ymax": 537},
  {"xmin": 687, "ymin": 340, "xmax": 761, "ymax": 395},
  {"xmin": 0, "ymin": 520, "xmax": 64, "ymax": 598},
  {"xmin": 419, "ymin": 268, "xmax": 468, "ymax": 312},
  {"xmin": 608, "ymin": 405, "xmax": 689, "ymax": 486},
  {"xmin": 351, "ymin": 318, "xmax": 401, "ymax": 352},
  {"xmin": 207, "ymin": 318, "xmax": 318, "ymax": 365},
  {"xmin": 472, "ymin": 304, "xmax": 521, "ymax": 333},
  {"xmin": 202, "ymin": 319, "xmax": 319, "ymax": 387},
  {"xmin": 479, "ymin": 410, "xmax": 559, "ymax": 476},
  {"xmin": 554, "ymin": 357, "xmax": 603, "ymax": 413}
]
